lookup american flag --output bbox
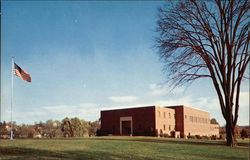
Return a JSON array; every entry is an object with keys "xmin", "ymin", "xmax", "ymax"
[{"xmin": 14, "ymin": 63, "xmax": 31, "ymax": 82}]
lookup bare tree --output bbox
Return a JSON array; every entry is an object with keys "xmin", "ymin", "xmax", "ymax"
[{"xmin": 155, "ymin": 0, "xmax": 249, "ymax": 146}]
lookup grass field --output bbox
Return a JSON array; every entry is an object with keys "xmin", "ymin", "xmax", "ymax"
[{"xmin": 0, "ymin": 137, "xmax": 249, "ymax": 160}]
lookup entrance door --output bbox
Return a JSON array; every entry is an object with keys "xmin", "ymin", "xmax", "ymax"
[
  {"xmin": 122, "ymin": 120, "xmax": 131, "ymax": 135},
  {"xmin": 120, "ymin": 116, "xmax": 133, "ymax": 136}
]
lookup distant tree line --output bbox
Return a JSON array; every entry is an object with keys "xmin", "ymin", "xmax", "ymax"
[
  {"xmin": 0, "ymin": 117, "xmax": 100, "ymax": 139},
  {"xmin": 219, "ymin": 125, "xmax": 250, "ymax": 140}
]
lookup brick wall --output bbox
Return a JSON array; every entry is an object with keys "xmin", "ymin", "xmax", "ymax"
[
  {"xmin": 183, "ymin": 106, "xmax": 211, "ymax": 136},
  {"xmin": 210, "ymin": 124, "xmax": 220, "ymax": 137},
  {"xmin": 167, "ymin": 106, "xmax": 185, "ymax": 137},
  {"xmin": 155, "ymin": 106, "xmax": 175, "ymax": 135},
  {"xmin": 101, "ymin": 106, "xmax": 156, "ymax": 136},
  {"xmin": 167, "ymin": 105, "xmax": 215, "ymax": 137}
]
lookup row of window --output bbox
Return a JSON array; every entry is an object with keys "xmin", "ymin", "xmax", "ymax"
[
  {"xmin": 157, "ymin": 111, "xmax": 210, "ymax": 124},
  {"xmin": 163, "ymin": 124, "xmax": 173, "ymax": 131},
  {"xmin": 186, "ymin": 115, "xmax": 209, "ymax": 124},
  {"xmin": 158, "ymin": 111, "xmax": 175, "ymax": 119}
]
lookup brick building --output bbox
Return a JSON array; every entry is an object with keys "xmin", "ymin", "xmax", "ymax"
[{"xmin": 100, "ymin": 105, "xmax": 219, "ymax": 138}]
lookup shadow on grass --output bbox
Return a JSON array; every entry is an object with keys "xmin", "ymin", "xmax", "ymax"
[
  {"xmin": 176, "ymin": 149, "xmax": 248, "ymax": 160},
  {"xmin": 0, "ymin": 146, "xmax": 67, "ymax": 160},
  {"xmin": 0, "ymin": 146, "xmax": 154, "ymax": 160},
  {"xmin": 92, "ymin": 137, "xmax": 249, "ymax": 147},
  {"xmin": 64, "ymin": 150, "xmax": 155, "ymax": 160}
]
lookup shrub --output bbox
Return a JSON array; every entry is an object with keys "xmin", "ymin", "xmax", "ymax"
[
  {"xmin": 210, "ymin": 135, "xmax": 217, "ymax": 140},
  {"xmin": 163, "ymin": 133, "xmax": 169, "ymax": 138},
  {"xmin": 96, "ymin": 130, "xmax": 109, "ymax": 136},
  {"xmin": 201, "ymin": 136, "xmax": 209, "ymax": 140},
  {"xmin": 187, "ymin": 135, "xmax": 195, "ymax": 139},
  {"xmin": 240, "ymin": 129, "xmax": 248, "ymax": 139},
  {"xmin": 170, "ymin": 131, "xmax": 175, "ymax": 138},
  {"xmin": 155, "ymin": 129, "xmax": 159, "ymax": 137},
  {"xmin": 219, "ymin": 134, "xmax": 226, "ymax": 140},
  {"xmin": 195, "ymin": 135, "xmax": 201, "ymax": 139},
  {"xmin": 159, "ymin": 129, "xmax": 164, "ymax": 137}
]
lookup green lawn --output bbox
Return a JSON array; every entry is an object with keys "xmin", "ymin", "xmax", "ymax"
[{"xmin": 0, "ymin": 137, "xmax": 249, "ymax": 160}]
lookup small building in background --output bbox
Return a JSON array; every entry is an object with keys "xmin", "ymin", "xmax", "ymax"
[{"xmin": 100, "ymin": 105, "xmax": 219, "ymax": 138}]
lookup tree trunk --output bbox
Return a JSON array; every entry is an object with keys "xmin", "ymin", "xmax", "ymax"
[{"xmin": 226, "ymin": 119, "xmax": 236, "ymax": 147}]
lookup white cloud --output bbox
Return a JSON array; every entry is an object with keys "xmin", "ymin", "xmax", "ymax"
[
  {"xmin": 239, "ymin": 91, "xmax": 249, "ymax": 107},
  {"xmin": 149, "ymin": 83, "xmax": 158, "ymax": 90},
  {"xmin": 149, "ymin": 83, "xmax": 167, "ymax": 96},
  {"xmin": 171, "ymin": 87, "xmax": 185, "ymax": 94},
  {"xmin": 148, "ymin": 83, "xmax": 185, "ymax": 96},
  {"xmin": 152, "ymin": 89, "xmax": 168, "ymax": 96},
  {"xmin": 238, "ymin": 91, "xmax": 249, "ymax": 125},
  {"xmin": 154, "ymin": 96, "xmax": 192, "ymax": 107},
  {"xmin": 9, "ymin": 103, "xmax": 100, "ymax": 124},
  {"xmin": 79, "ymin": 103, "xmax": 98, "ymax": 108},
  {"xmin": 108, "ymin": 96, "xmax": 137, "ymax": 103},
  {"xmin": 42, "ymin": 103, "xmax": 100, "ymax": 120}
]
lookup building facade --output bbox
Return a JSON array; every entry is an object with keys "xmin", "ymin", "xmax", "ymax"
[
  {"xmin": 101, "ymin": 105, "xmax": 219, "ymax": 138},
  {"xmin": 168, "ymin": 105, "xmax": 219, "ymax": 137},
  {"xmin": 101, "ymin": 106, "xmax": 156, "ymax": 136}
]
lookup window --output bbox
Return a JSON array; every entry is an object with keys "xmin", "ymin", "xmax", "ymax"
[
  {"xmin": 189, "ymin": 116, "xmax": 193, "ymax": 122},
  {"xmin": 163, "ymin": 124, "xmax": 166, "ymax": 131},
  {"xmin": 164, "ymin": 112, "xmax": 166, "ymax": 118},
  {"xmin": 169, "ymin": 113, "xmax": 171, "ymax": 118},
  {"xmin": 169, "ymin": 125, "xmax": 171, "ymax": 131},
  {"xmin": 185, "ymin": 115, "xmax": 187, "ymax": 119},
  {"xmin": 194, "ymin": 117, "xmax": 197, "ymax": 123},
  {"xmin": 158, "ymin": 111, "xmax": 161, "ymax": 117}
]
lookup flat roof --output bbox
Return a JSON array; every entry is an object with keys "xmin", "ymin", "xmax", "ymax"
[
  {"xmin": 165, "ymin": 105, "xmax": 210, "ymax": 113},
  {"xmin": 101, "ymin": 105, "xmax": 156, "ymax": 112}
]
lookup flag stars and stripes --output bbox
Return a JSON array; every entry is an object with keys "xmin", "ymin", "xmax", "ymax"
[{"xmin": 14, "ymin": 63, "xmax": 31, "ymax": 82}]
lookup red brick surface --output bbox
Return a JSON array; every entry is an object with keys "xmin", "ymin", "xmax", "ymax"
[{"xmin": 101, "ymin": 106, "xmax": 156, "ymax": 136}]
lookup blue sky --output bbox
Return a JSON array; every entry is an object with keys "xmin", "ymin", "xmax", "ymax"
[{"xmin": 1, "ymin": 1, "xmax": 249, "ymax": 126}]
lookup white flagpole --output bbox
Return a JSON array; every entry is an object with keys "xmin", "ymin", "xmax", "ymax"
[{"xmin": 10, "ymin": 56, "xmax": 14, "ymax": 140}]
